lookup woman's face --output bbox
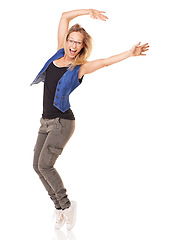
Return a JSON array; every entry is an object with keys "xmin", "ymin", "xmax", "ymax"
[{"xmin": 65, "ymin": 31, "xmax": 84, "ymax": 59}]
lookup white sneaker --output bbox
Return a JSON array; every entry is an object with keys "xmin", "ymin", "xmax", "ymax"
[
  {"xmin": 53, "ymin": 209, "xmax": 65, "ymax": 229},
  {"xmin": 63, "ymin": 201, "xmax": 77, "ymax": 231}
]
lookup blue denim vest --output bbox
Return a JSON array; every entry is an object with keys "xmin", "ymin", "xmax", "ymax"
[{"xmin": 30, "ymin": 48, "xmax": 82, "ymax": 113}]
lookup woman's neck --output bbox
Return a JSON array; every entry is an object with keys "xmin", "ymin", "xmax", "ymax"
[
  {"xmin": 63, "ymin": 55, "xmax": 74, "ymax": 64},
  {"xmin": 55, "ymin": 55, "xmax": 74, "ymax": 67}
]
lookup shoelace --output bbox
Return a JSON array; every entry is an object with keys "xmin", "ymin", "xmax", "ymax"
[
  {"xmin": 57, "ymin": 211, "xmax": 64, "ymax": 223},
  {"xmin": 52, "ymin": 210, "xmax": 64, "ymax": 223}
]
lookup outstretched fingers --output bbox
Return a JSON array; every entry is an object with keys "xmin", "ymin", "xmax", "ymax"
[
  {"xmin": 141, "ymin": 43, "xmax": 150, "ymax": 55},
  {"xmin": 100, "ymin": 14, "xmax": 109, "ymax": 21},
  {"xmin": 136, "ymin": 42, "xmax": 141, "ymax": 47},
  {"xmin": 96, "ymin": 12, "xmax": 108, "ymax": 21},
  {"xmin": 89, "ymin": 9, "xmax": 108, "ymax": 21}
]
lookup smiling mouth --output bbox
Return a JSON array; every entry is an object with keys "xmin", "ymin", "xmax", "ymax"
[{"xmin": 69, "ymin": 48, "xmax": 77, "ymax": 55}]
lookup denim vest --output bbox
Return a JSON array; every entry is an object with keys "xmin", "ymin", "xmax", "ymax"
[{"xmin": 30, "ymin": 48, "xmax": 82, "ymax": 113}]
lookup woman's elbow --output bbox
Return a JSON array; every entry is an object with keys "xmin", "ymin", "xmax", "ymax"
[{"xmin": 61, "ymin": 12, "xmax": 69, "ymax": 20}]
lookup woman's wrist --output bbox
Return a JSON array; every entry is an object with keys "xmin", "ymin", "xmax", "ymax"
[{"xmin": 126, "ymin": 50, "xmax": 133, "ymax": 58}]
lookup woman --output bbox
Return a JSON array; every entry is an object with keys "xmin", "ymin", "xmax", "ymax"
[{"xmin": 32, "ymin": 9, "xmax": 149, "ymax": 231}]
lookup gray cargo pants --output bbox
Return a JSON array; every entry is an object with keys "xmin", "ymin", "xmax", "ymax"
[{"xmin": 33, "ymin": 117, "xmax": 75, "ymax": 210}]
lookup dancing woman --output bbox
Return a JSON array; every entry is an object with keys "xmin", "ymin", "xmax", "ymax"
[{"xmin": 31, "ymin": 9, "xmax": 149, "ymax": 230}]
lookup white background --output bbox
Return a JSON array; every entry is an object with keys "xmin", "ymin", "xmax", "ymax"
[{"xmin": 0, "ymin": 0, "xmax": 191, "ymax": 239}]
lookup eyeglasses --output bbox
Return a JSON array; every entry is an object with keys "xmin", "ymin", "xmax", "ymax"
[{"xmin": 67, "ymin": 39, "xmax": 83, "ymax": 47}]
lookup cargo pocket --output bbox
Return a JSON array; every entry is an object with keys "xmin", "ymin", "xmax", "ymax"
[
  {"xmin": 46, "ymin": 146, "xmax": 63, "ymax": 167},
  {"xmin": 48, "ymin": 146, "xmax": 63, "ymax": 155}
]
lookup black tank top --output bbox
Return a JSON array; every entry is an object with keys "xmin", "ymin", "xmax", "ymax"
[{"xmin": 42, "ymin": 62, "xmax": 82, "ymax": 120}]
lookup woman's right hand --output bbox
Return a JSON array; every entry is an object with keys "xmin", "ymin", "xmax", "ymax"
[{"xmin": 89, "ymin": 9, "xmax": 108, "ymax": 21}]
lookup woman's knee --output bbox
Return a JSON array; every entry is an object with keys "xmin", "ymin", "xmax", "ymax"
[
  {"xmin": 33, "ymin": 151, "xmax": 40, "ymax": 174},
  {"xmin": 33, "ymin": 162, "xmax": 40, "ymax": 174}
]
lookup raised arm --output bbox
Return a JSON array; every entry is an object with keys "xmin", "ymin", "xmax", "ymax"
[
  {"xmin": 57, "ymin": 9, "xmax": 108, "ymax": 51},
  {"xmin": 79, "ymin": 42, "xmax": 150, "ymax": 78}
]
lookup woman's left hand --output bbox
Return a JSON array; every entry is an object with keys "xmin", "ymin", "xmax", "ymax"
[
  {"xmin": 89, "ymin": 9, "xmax": 108, "ymax": 21},
  {"xmin": 130, "ymin": 42, "xmax": 150, "ymax": 57}
]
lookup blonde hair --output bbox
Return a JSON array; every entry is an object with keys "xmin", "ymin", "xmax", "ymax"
[{"xmin": 64, "ymin": 24, "xmax": 93, "ymax": 68}]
